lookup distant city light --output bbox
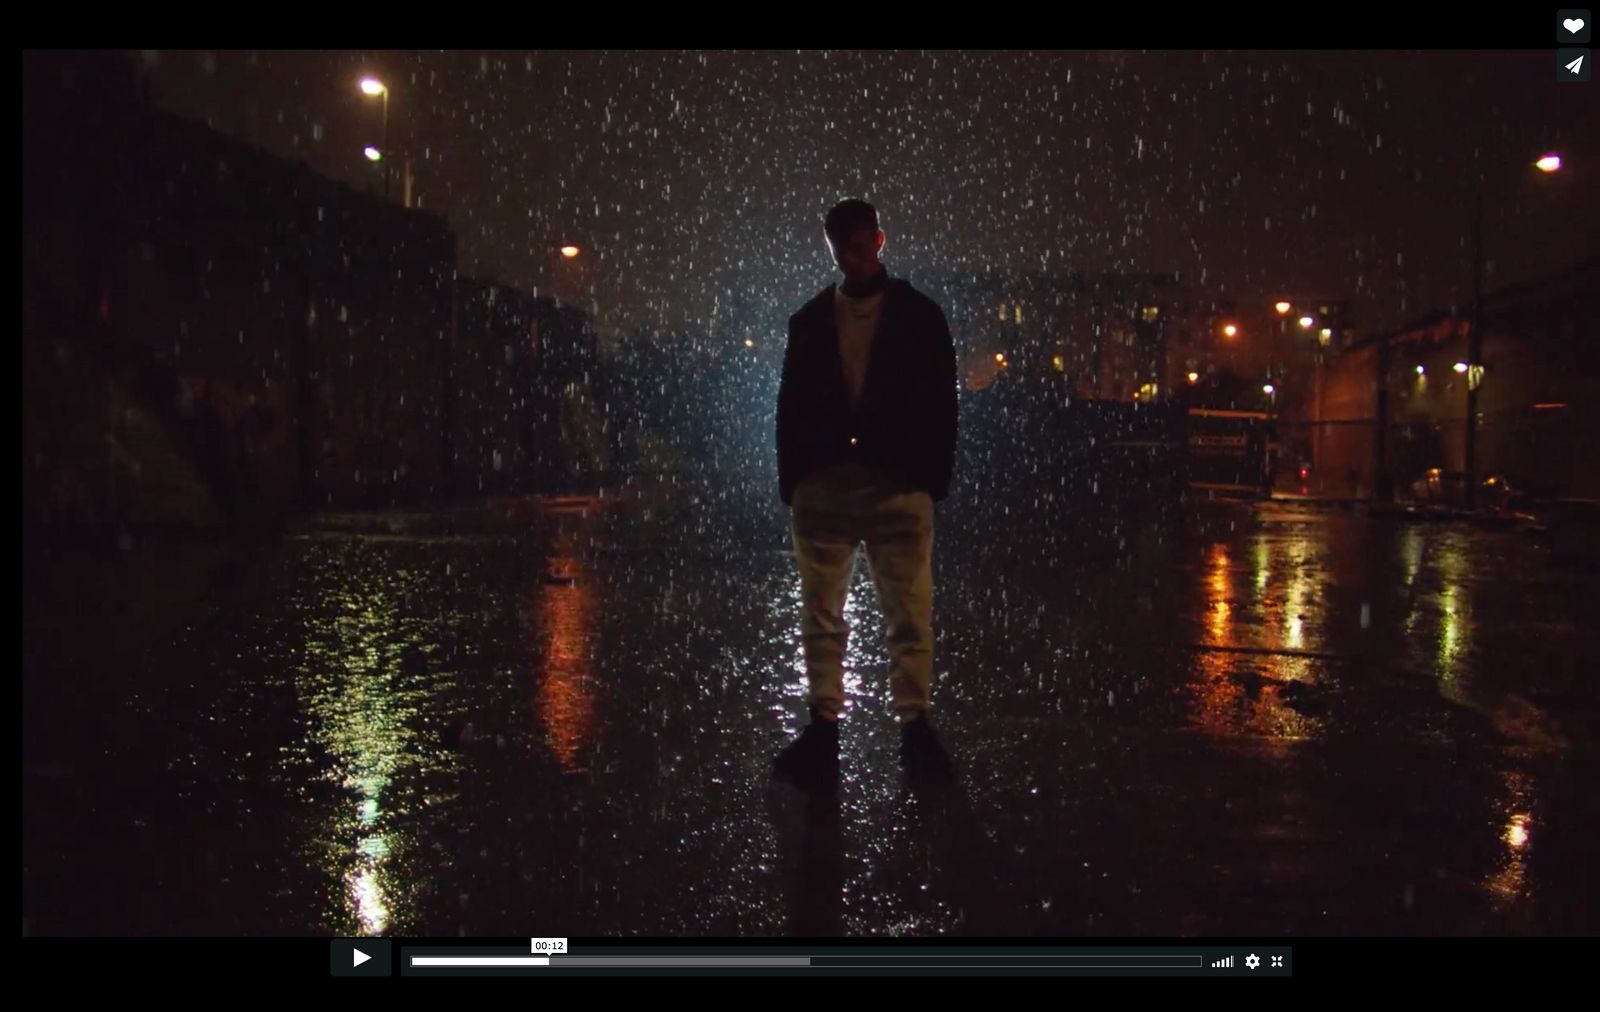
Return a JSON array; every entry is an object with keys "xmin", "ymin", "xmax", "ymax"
[
  {"xmin": 1535, "ymin": 154, "xmax": 1562, "ymax": 172},
  {"xmin": 364, "ymin": 147, "xmax": 382, "ymax": 162},
  {"xmin": 1263, "ymin": 384, "xmax": 1276, "ymax": 395},
  {"xmin": 1223, "ymin": 324, "xmax": 1238, "ymax": 338},
  {"xmin": 560, "ymin": 245, "xmax": 581, "ymax": 258},
  {"xmin": 360, "ymin": 78, "xmax": 386, "ymax": 96},
  {"xmin": 1275, "ymin": 301, "xmax": 1292, "ymax": 315},
  {"xmin": 1416, "ymin": 365, "xmax": 1426, "ymax": 375},
  {"xmin": 1298, "ymin": 316, "xmax": 1315, "ymax": 329},
  {"xmin": 1454, "ymin": 362, "xmax": 1469, "ymax": 373},
  {"xmin": 1187, "ymin": 372, "xmax": 1199, "ymax": 383}
]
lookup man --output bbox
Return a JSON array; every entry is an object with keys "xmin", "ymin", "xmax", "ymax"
[{"xmin": 773, "ymin": 199, "xmax": 958, "ymax": 790}]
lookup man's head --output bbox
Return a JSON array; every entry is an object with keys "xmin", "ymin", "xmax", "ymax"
[{"xmin": 824, "ymin": 199, "xmax": 885, "ymax": 285}]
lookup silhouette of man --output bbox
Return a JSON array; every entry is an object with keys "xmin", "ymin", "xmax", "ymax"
[{"xmin": 774, "ymin": 198, "xmax": 958, "ymax": 788}]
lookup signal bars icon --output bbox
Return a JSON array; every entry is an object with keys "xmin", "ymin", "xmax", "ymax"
[{"xmin": 1211, "ymin": 956, "xmax": 1235, "ymax": 968}]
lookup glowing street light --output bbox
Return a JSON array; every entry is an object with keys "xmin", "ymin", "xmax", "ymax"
[
  {"xmin": 1274, "ymin": 301, "xmax": 1292, "ymax": 315},
  {"xmin": 1298, "ymin": 316, "xmax": 1315, "ymax": 329},
  {"xmin": 1187, "ymin": 372, "xmax": 1199, "ymax": 383},
  {"xmin": 1454, "ymin": 362, "xmax": 1469, "ymax": 374},
  {"xmin": 744, "ymin": 339, "xmax": 754, "ymax": 348},
  {"xmin": 1535, "ymin": 154, "xmax": 1562, "ymax": 173},
  {"xmin": 1263, "ymin": 384, "xmax": 1276, "ymax": 395},
  {"xmin": 1223, "ymin": 323, "xmax": 1239, "ymax": 338},
  {"xmin": 547, "ymin": 244, "xmax": 586, "ymax": 306},
  {"xmin": 1416, "ymin": 365, "xmax": 1426, "ymax": 375},
  {"xmin": 359, "ymin": 77, "xmax": 391, "ymax": 197}
]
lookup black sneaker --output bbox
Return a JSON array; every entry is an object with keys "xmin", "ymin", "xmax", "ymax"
[
  {"xmin": 900, "ymin": 713, "xmax": 955, "ymax": 785},
  {"xmin": 773, "ymin": 707, "xmax": 840, "ymax": 791}
]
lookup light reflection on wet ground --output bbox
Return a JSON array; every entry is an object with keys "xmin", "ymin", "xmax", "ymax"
[{"xmin": 23, "ymin": 495, "xmax": 1600, "ymax": 936}]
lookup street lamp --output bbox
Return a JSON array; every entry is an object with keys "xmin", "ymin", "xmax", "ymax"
[
  {"xmin": 1465, "ymin": 151, "xmax": 1563, "ymax": 507},
  {"xmin": 359, "ymin": 77, "xmax": 390, "ymax": 197},
  {"xmin": 359, "ymin": 75, "xmax": 393, "ymax": 502},
  {"xmin": 546, "ymin": 244, "xmax": 587, "ymax": 308},
  {"xmin": 1223, "ymin": 324, "xmax": 1239, "ymax": 338},
  {"xmin": 1274, "ymin": 301, "xmax": 1292, "ymax": 315},
  {"xmin": 1298, "ymin": 315, "xmax": 1315, "ymax": 330}
]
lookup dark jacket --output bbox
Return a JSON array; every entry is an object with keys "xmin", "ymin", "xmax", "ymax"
[{"xmin": 776, "ymin": 276, "xmax": 958, "ymax": 506}]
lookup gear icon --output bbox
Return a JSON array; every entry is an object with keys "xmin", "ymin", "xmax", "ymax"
[{"xmin": 1245, "ymin": 954, "xmax": 1261, "ymax": 969}]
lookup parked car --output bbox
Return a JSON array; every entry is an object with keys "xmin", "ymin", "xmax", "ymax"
[{"xmin": 1409, "ymin": 468, "xmax": 1519, "ymax": 509}]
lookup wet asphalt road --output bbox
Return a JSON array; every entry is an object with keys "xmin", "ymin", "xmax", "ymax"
[{"xmin": 23, "ymin": 488, "xmax": 1600, "ymax": 936}]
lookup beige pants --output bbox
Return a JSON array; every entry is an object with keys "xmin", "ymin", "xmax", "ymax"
[{"xmin": 790, "ymin": 461, "xmax": 935, "ymax": 722}]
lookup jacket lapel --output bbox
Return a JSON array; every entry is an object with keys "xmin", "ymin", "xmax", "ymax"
[{"xmin": 807, "ymin": 286, "xmax": 848, "ymax": 410}]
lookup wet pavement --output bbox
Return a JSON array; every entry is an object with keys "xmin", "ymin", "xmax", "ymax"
[{"xmin": 23, "ymin": 488, "xmax": 1600, "ymax": 936}]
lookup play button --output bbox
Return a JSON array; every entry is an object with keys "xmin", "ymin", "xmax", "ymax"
[{"xmin": 331, "ymin": 938, "xmax": 391, "ymax": 976}]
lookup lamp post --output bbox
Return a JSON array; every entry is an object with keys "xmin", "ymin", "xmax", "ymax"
[
  {"xmin": 546, "ymin": 244, "xmax": 582, "ymax": 306},
  {"xmin": 1464, "ymin": 152, "xmax": 1564, "ymax": 508},
  {"xmin": 360, "ymin": 78, "xmax": 390, "ymax": 197}
]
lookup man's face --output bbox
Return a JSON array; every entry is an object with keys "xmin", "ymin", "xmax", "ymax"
[{"xmin": 827, "ymin": 227, "xmax": 885, "ymax": 284}]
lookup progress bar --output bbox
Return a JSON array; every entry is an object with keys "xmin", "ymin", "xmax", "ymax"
[
  {"xmin": 413, "ymin": 958, "xmax": 551, "ymax": 967},
  {"xmin": 414, "ymin": 956, "xmax": 1199, "ymax": 968},
  {"xmin": 413, "ymin": 957, "xmax": 811, "ymax": 968},
  {"xmin": 401, "ymin": 949, "xmax": 1291, "ymax": 976}
]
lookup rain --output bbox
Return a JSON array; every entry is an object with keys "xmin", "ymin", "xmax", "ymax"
[{"xmin": 22, "ymin": 48, "xmax": 1600, "ymax": 959}]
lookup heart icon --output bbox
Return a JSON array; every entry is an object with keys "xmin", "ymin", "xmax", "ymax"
[{"xmin": 1565, "ymin": 18, "xmax": 1585, "ymax": 33}]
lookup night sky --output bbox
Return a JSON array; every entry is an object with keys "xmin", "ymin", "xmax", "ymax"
[{"xmin": 142, "ymin": 50, "xmax": 1595, "ymax": 338}]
